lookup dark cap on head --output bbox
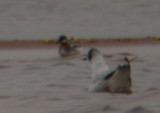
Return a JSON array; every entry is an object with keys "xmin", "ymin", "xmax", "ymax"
[
  {"xmin": 88, "ymin": 48, "xmax": 98, "ymax": 61},
  {"xmin": 58, "ymin": 35, "xmax": 67, "ymax": 43}
]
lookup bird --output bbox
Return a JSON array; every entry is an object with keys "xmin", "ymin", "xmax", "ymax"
[
  {"xmin": 57, "ymin": 35, "xmax": 81, "ymax": 57},
  {"xmin": 88, "ymin": 48, "xmax": 132, "ymax": 94}
]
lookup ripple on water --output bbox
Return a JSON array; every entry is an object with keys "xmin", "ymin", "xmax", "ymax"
[
  {"xmin": 72, "ymin": 104, "xmax": 119, "ymax": 113},
  {"xmin": 142, "ymin": 68, "xmax": 152, "ymax": 72},
  {"xmin": 103, "ymin": 54, "xmax": 115, "ymax": 59},
  {"xmin": 46, "ymin": 97, "xmax": 61, "ymax": 101},
  {"xmin": 0, "ymin": 95, "xmax": 12, "ymax": 100},
  {"xmin": 126, "ymin": 106, "xmax": 154, "ymax": 113},
  {"xmin": 50, "ymin": 62, "xmax": 75, "ymax": 67},
  {"xmin": 118, "ymin": 52, "xmax": 135, "ymax": 56},
  {"xmin": 102, "ymin": 105, "xmax": 119, "ymax": 112},
  {"xmin": 45, "ymin": 83, "xmax": 70, "ymax": 88},
  {"xmin": 0, "ymin": 65, "xmax": 10, "ymax": 69}
]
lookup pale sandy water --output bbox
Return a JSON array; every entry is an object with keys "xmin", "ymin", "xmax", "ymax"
[
  {"xmin": 0, "ymin": 45, "xmax": 160, "ymax": 113},
  {"xmin": 0, "ymin": 0, "xmax": 160, "ymax": 40}
]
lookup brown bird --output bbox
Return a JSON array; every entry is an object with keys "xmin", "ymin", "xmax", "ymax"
[
  {"xmin": 88, "ymin": 48, "xmax": 132, "ymax": 94},
  {"xmin": 57, "ymin": 35, "xmax": 81, "ymax": 57}
]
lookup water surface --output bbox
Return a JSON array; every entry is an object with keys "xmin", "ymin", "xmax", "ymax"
[{"xmin": 0, "ymin": 0, "xmax": 160, "ymax": 40}]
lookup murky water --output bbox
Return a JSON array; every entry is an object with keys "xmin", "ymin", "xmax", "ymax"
[
  {"xmin": 0, "ymin": 0, "xmax": 160, "ymax": 40},
  {"xmin": 0, "ymin": 46, "xmax": 160, "ymax": 113}
]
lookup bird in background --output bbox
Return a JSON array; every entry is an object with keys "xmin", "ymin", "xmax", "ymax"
[{"xmin": 57, "ymin": 35, "xmax": 82, "ymax": 57}]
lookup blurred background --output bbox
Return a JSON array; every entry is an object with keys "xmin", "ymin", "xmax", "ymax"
[{"xmin": 0, "ymin": 0, "xmax": 160, "ymax": 40}]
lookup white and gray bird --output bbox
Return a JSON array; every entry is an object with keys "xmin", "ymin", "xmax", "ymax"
[{"xmin": 88, "ymin": 48, "xmax": 132, "ymax": 94}]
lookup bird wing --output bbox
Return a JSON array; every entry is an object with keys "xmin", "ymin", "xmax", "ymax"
[{"xmin": 103, "ymin": 68, "xmax": 117, "ymax": 80}]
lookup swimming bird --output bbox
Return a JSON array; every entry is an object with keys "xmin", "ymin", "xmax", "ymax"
[
  {"xmin": 57, "ymin": 35, "xmax": 81, "ymax": 57},
  {"xmin": 88, "ymin": 48, "xmax": 132, "ymax": 94}
]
